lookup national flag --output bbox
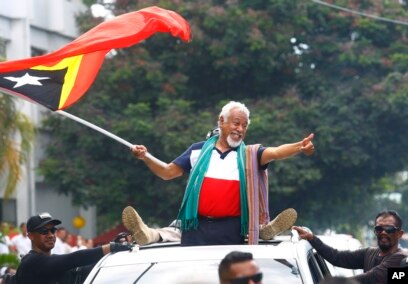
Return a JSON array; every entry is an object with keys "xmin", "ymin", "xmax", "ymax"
[{"xmin": 0, "ymin": 6, "xmax": 191, "ymax": 111}]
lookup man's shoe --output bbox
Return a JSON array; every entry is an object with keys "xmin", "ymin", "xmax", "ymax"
[
  {"xmin": 122, "ymin": 206, "xmax": 159, "ymax": 245},
  {"xmin": 259, "ymin": 208, "xmax": 298, "ymax": 240}
]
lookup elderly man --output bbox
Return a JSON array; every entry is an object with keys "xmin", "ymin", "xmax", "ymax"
[
  {"xmin": 293, "ymin": 210, "xmax": 408, "ymax": 284},
  {"xmin": 13, "ymin": 212, "xmax": 133, "ymax": 284},
  {"xmin": 128, "ymin": 101, "xmax": 314, "ymax": 246}
]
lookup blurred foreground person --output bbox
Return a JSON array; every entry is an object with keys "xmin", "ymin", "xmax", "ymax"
[
  {"xmin": 218, "ymin": 251, "xmax": 263, "ymax": 284},
  {"xmin": 293, "ymin": 210, "xmax": 408, "ymax": 284},
  {"xmin": 14, "ymin": 212, "xmax": 134, "ymax": 284}
]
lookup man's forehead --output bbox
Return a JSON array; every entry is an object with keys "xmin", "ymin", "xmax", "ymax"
[
  {"xmin": 230, "ymin": 260, "xmax": 258, "ymax": 275},
  {"xmin": 230, "ymin": 113, "xmax": 249, "ymax": 122},
  {"xmin": 376, "ymin": 215, "xmax": 397, "ymax": 225}
]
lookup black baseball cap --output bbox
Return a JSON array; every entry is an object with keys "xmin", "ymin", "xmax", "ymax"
[{"xmin": 27, "ymin": 212, "xmax": 61, "ymax": 232}]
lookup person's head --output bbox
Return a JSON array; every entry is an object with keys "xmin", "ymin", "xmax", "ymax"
[
  {"xmin": 19, "ymin": 222, "xmax": 27, "ymax": 236},
  {"xmin": 218, "ymin": 251, "xmax": 263, "ymax": 284},
  {"xmin": 56, "ymin": 227, "xmax": 68, "ymax": 241},
  {"xmin": 85, "ymin": 238, "xmax": 94, "ymax": 248},
  {"xmin": 373, "ymin": 210, "xmax": 404, "ymax": 254},
  {"xmin": 26, "ymin": 212, "xmax": 61, "ymax": 254},
  {"xmin": 218, "ymin": 101, "xmax": 250, "ymax": 148},
  {"xmin": 113, "ymin": 232, "xmax": 132, "ymax": 244}
]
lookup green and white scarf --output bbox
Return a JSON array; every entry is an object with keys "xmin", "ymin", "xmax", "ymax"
[{"xmin": 177, "ymin": 135, "xmax": 249, "ymax": 236}]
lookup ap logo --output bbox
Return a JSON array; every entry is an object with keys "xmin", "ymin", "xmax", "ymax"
[{"xmin": 388, "ymin": 267, "xmax": 408, "ymax": 283}]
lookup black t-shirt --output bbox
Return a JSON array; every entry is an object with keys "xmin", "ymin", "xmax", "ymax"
[{"xmin": 14, "ymin": 248, "xmax": 104, "ymax": 284}]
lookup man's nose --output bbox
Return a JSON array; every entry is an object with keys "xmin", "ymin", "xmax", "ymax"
[{"xmin": 237, "ymin": 125, "xmax": 244, "ymax": 132}]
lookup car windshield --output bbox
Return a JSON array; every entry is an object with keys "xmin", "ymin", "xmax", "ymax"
[{"xmin": 87, "ymin": 258, "xmax": 302, "ymax": 283}]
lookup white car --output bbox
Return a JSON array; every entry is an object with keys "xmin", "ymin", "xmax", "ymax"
[{"xmin": 83, "ymin": 231, "xmax": 333, "ymax": 284}]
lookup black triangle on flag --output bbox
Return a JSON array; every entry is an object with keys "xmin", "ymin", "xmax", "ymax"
[{"xmin": 0, "ymin": 68, "xmax": 67, "ymax": 110}]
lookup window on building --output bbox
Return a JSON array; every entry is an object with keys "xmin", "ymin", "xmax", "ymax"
[
  {"xmin": 0, "ymin": 38, "xmax": 7, "ymax": 59},
  {"xmin": 0, "ymin": 198, "xmax": 17, "ymax": 226},
  {"xmin": 31, "ymin": 47, "xmax": 46, "ymax": 57}
]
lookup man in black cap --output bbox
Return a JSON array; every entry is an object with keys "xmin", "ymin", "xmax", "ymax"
[{"xmin": 14, "ymin": 212, "xmax": 134, "ymax": 284}]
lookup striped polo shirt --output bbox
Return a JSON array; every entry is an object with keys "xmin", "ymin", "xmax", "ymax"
[{"xmin": 173, "ymin": 141, "xmax": 267, "ymax": 218}]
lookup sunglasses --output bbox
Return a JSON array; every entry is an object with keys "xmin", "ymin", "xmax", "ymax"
[
  {"xmin": 230, "ymin": 272, "xmax": 263, "ymax": 284},
  {"xmin": 35, "ymin": 227, "xmax": 58, "ymax": 235},
  {"xmin": 374, "ymin": 225, "xmax": 400, "ymax": 235}
]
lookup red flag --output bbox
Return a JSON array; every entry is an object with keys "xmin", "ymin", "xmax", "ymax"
[{"xmin": 0, "ymin": 6, "xmax": 191, "ymax": 111}]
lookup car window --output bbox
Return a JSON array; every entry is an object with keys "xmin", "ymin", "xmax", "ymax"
[
  {"xmin": 258, "ymin": 258, "xmax": 302, "ymax": 283},
  {"xmin": 307, "ymin": 251, "xmax": 325, "ymax": 284},
  {"xmin": 88, "ymin": 258, "xmax": 303, "ymax": 283},
  {"xmin": 87, "ymin": 263, "xmax": 152, "ymax": 283}
]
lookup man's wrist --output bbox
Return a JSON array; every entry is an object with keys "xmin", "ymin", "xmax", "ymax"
[{"xmin": 102, "ymin": 244, "xmax": 110, "ymax": 255}]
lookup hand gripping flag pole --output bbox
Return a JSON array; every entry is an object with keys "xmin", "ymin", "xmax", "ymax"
[{"xmin": 0, "ymin": 6, "xmax": 191, "ymax": 151}]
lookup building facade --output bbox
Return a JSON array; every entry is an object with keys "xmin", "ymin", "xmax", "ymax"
[{"xmin": 0, "ymin": 0, "xmax": 97, "ymax": 238}]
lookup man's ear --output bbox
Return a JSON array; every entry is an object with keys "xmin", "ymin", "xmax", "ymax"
[
  {"xmin": 219, "ymin": 116, "xmax": 224, "ymax": 125},
  {"xmin": 27, "ymin": 232, "xmax": 35, "ymax": 241}
]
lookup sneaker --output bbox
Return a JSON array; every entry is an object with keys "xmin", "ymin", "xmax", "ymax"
[
  {"xmin": 122, "ymin": 206, "xmax": 159, "ymax": 245},
  {"xmin": 259, "ymin": 208, "xmax": 298, "ymax": 240}
]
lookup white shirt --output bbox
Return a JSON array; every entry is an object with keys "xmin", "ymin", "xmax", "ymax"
[
  {"xmin": 0, "ymin": 235, "xmax": 12, "ymax": 254},
  {"xmin": 51, "ymin": 237, "xmax": 73, "ymax": 254},
  {"xmin": 11, "ymin": 234, "xmax": 31, "ymax": 257}
]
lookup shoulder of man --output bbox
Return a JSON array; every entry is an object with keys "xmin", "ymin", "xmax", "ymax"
[
  {"xmin": 19, "ymin": 250, "xmax": 46, "ymax": 264},
  {"xmin": 191, "ymin": 141, "xmax": 206, "ymax": 149},
  {"xmin": 390, "ymin": 249, "xmax": 408, "ymax": 258}
]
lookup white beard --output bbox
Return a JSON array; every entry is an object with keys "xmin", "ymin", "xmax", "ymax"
[{"xmin": 227, "ymin": 135, "xmax": 242, "ymax": 148}]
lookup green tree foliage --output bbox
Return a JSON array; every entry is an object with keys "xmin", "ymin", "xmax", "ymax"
[
  {"xmin": 40, "ymin": 0, "xmax": 408, "ymax": 233},
  {"xmin": 0, "ymin": 94, "xmax": 35, "ymax": 198}
]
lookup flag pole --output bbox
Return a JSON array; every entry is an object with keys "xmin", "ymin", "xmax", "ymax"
[
  {"xmin": 56, "ymin": 111, "xmax": 154, "ymax": 159},
  {"xmin": 56, "ymin": 110, "xmax": 134, "ymax": 149}
]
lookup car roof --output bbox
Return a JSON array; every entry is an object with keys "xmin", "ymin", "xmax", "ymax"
[{"xmin": 99, "ymin": 241, "xmax": 304, "ymax": 266}]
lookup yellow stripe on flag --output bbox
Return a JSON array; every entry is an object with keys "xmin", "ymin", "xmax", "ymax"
[{"xmin": 32, "ymin": 55, "xmax": 83, "ymax": 109}]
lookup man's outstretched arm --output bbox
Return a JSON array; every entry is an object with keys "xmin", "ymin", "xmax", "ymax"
[
  {"xmin": 131, "ymin": 145, "xmax": 184, "ymax": 180},
  {"xmin": 260, "ymin": 133, "xmax": 315, "ymax": 165}
]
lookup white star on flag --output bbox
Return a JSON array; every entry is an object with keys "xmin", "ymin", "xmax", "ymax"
[{"xmin": 4, "ymin": 72, "xmax": 50, "ymax": 88}]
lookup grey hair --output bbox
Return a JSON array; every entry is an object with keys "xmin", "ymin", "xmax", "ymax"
[{"xmin": 218, "ymin": 101, "xmax": 251, "ymax": 127}]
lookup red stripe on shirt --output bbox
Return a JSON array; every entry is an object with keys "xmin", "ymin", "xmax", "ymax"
[{"xmin": 198, "ymin": 177, "xmax": 240, "ymax": 217}]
